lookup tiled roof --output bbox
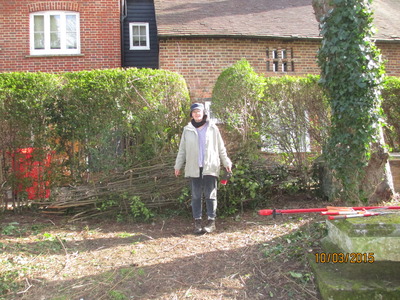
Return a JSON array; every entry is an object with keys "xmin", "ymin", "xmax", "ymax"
[
  {"xmin": 154, "ymin": 0, "xmax": 400, "ymax": 41},
  {"xmin": 372, "ymin": 0, "xmax": 400, "ymax": 40}
]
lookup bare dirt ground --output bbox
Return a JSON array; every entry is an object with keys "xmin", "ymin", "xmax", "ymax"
[{"xmin": 1, "ymin": 195, "xmax": 340, "ymax": 300}]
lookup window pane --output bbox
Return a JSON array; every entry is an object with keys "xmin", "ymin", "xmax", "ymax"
[
  {"xmin": 50, "ymin": 15, "xmax": 60, "ymax": 31},
  {"xmin": 66, "ymin": 15, "xmax": 77, "ymax": 49},
  {"xmin": 50, "ymin": 15, "xmax": 60, "ymax": 49},
  {"xmin": 66, "ymin": 33, "xmax": 77, "ymax": 49},
  {"xmin": 132, "ymin": 36, "xmax": 140, "ymax": 46},
  {"xmin": 51, "ymin": 33, "xmax": 61, "ymax": 49},
  {"xmin": 66, "ymin": 15, "xmax": 76, "ymax": 32},
  {"xmin": 140, "ymin": 36, "xmax": 147, "ymax": 46},
  {"xmin": 139, "ymin": 26, "xmax": 146, "ymax": 35},
  {"xmin": 34, "ymin": 16, "xmax": 45, "ymax": 49},
  {"xmin": 34, "ymin": 33, "xmax": 45, "ymax": 49},
  {"xmin": 273, "ymin": 62, "xmax": 278, "ymax": 72},
  {"xmin": 34, "ymin": 15, "xmax": 44, "ymax": 31}
]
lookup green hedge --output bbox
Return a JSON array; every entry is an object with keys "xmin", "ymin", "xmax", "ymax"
[
  {"xmin": 1, "ymin": 63, "xmax": 399, "ymax": 213},
  {"xmin": 212, "ymin": 58, "xmax": 265, "ymax": 152},
  {"xmin": 212, "ymin": 60, "xmax": 400, "ymax": 162},
  {"xmin": 212, "ymin": 60, "xmax": 400, "ymax": 207},
  {"xmin": 0, "ymin": 68, "xmax": 190, "ymax": 187},
  {"xmin": 382, "ymin": 76, "xmax": 400, "ymax": 151},
  {"xmin": 212, "ymin": 61, "xmax": 330, "ymax": 176}
]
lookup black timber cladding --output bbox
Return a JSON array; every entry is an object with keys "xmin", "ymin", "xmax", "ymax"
[{"xmin": 123, "ymin": 0, "xmax": 159, "ymax": 69}]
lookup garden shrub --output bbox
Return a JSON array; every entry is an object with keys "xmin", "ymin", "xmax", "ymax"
[
  {"xmin": 0, "ymin": 68, "xmax": 190, "ymax": 209},
  {"xmin": 217, "ymin": 155, "xmax": 298, "ymax": 216},
  {"xmin": 49, "ymin": 68, "xmax": 190, "ymax": 179},
  {"xmin": 261, "ymin": 75, "xmax": 330, "ymax": 188},
  {"xmin": 0, "ymin": 72, "xmax": 60, "ymax": 202},
  {"xmin": 0, "ymin": 72, "xmax": 59, "ymax": 150},
  {"xmin": 1, "ymin": 62, "xmax": 399, "ymax": 214},
  {"xmin": 382, "ymin": 76, "xmax": 400, "ymax": 151},
  {"xmin": 212, "ymin": 58, "xmax": 265, "ymax": 153},
  {"xmin": 212, "ymin": 61, "xmax": 329, "ymax": 213}
]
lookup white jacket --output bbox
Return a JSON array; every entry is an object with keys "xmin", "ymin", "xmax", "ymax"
[{"xmin": 174, "ymin": 121, "xmax": 232, "ymax": 178}]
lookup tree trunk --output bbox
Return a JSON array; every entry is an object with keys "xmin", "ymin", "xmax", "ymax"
[
  {"xmin": 312, "ymin": 0, "xmax": 334, "ymax": 22},
  {"xmin": 312, "ymin": 0, "xmax": 395, "ymax": 204},
  {"xmin": 360, "ymin": 131, "xmax": 394, "ymax": 204}
]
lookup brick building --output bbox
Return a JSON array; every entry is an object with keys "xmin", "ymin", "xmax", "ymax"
[
  {"xmin": 0, "ymin": 0, "xmax": 121, "ymax": 72},
  {"xmin": 154, "ymin": 0, "xmax": 400, "ymax": 100},
  {"xmin": 1, "ymin": 0, "xmax": 399, "ymax": 101}
]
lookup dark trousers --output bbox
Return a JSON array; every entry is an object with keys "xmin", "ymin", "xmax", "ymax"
[{"xmin": 190, "ymin": 168, "xmax": 217, "ymax": 219}]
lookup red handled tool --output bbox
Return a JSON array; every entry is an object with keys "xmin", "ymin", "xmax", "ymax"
[
  {"xmin": 220, "ymin": 171, "xmax": 232, "ymax": 185},
  {"xmin": 258, "ymin": 206, "xmax": 400, "ymax": 219},
  {"xmin": 327, "ymin": 211, "xmax": 396, "ymax": 220}
]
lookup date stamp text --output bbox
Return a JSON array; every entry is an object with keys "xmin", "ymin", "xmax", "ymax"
[{"xmin": 315, "ymin": 252, "xmax": 375, "ymax": 264}]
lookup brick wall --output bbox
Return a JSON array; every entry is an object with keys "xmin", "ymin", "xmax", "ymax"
[
  {"xmin": 2, "ymin": 1, "xmax": 398, "ymax": 94},
  {"xmin": 159, "ymin": 37, "xmax": 400, "ymax": 100},
  {"xmin": 380, "ymin": 41, "xmax": 400, "ymax": 76},
  {"xmin": 0, "ymin": 0, "xmax": 121, "ymax": 72}
]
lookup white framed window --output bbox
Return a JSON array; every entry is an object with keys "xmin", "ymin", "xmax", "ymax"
[
  {"xmin": 266, "ymin": 48, "xmax": 294, "ymax": 73},
  {"xmin": 30, "ymin": 11, "xmax": 80, "ymax": 55},
  {"xmin": 262, "ymin": 111, "xmax": 311, "ymax": 153},
  {"xmin": 273, "ymin": 61, "xmax": 279, "ymax": 72},
  {"xmin": 204, "ymin": 99, "xmax": 220, "ymax": 123},
  {"xmin": 282, "ymin": 62, "xmax": 288, "ymax": 72},
  {"xmin": 129, "ymin": 22, "xmax": 150, "ymax": 50}
]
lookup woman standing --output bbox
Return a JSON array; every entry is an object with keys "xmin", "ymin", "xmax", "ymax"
[{"xmin": 175, "ymin": 103, "xmax": 232, "ymax": 234}]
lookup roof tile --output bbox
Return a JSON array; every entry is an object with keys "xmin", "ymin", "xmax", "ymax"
[{"xmin": 154, "ymin": 0, "xmax": 400, "ymax": 41}]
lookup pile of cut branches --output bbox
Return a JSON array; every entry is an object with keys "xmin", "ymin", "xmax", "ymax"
[{"xmin": 33, "ymin": 155, "xmax": 186, "ymax": 219}]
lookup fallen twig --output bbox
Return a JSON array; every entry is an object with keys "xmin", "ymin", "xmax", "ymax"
[{"xmin": 17, "ymin": 278, "xmax": 32, "ymax": 295}]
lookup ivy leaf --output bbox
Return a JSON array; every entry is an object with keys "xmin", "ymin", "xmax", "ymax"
[{"xmin": 289, "ymin": 271, "xmax": 303, "ymax": 279}]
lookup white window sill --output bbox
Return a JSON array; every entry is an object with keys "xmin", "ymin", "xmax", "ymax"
[{"xmin": 26, "ymin": 54, "xmax": 84, "ymax": 58}]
